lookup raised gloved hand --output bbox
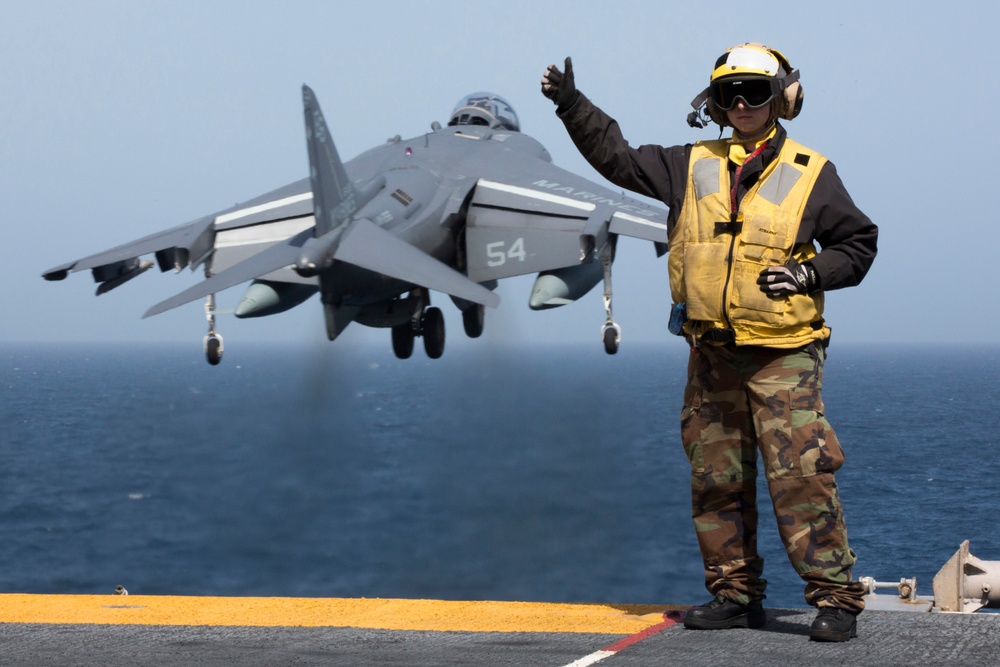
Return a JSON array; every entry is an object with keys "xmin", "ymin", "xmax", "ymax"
[
  {"xmin": 541, "ymin": 57, "xmax": 579, "ymax": 110},
  {"xmin": 757, "ymin": 259, "xmax": 819, "ymax": 297}
]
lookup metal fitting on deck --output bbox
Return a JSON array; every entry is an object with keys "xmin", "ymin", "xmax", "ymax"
[
  {"xmin": 860, "ymin": 576, "xmax": 918, "ymax": 601},
  {"xmin": 932, "ymin": 540, "xmax": 1000, "ymax": 613}
]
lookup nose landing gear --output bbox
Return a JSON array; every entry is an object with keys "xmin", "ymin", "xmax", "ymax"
[{"xmin": 390, "ymin": 290, "xmax": 446, "ymax": 360}]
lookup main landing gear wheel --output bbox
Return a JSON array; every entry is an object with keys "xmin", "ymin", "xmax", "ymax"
[
  {"xmin": 422, "ymin": 307, "xmax": 445, "ymax": 359},
  {"xmin": 392, "ymin": 323, "xmax": 415, "ymax": 359},
  {"xmin": 462, "ymin": 304, "xmax": 484, "ymax": 338},
  {"xmin": 390, "ymin": 291, "xmax": 445, "ymax": 360}
]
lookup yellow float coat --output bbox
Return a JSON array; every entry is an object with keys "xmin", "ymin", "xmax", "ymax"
[{"xmin": 668, "ymin": 138, "xmax": 830, "ymax": 347}]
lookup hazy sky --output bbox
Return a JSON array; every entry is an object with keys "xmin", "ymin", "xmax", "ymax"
[{"xmin": 5, "ymin": 1, "xmax": 997, "ymax": 351}]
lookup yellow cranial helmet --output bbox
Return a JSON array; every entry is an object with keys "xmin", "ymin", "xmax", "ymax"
[
  {"xmin": 711, "ymin": 42, "xmax": 785, "ymax": 80},
  {"xmin": 687, "ymin": 42, "xmax": 803, "ymax": 130}
]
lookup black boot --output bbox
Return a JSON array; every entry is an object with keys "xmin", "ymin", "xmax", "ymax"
[
  {"xmin": 683, "ymin": 597, "xmax": 766, "ymax": 630},
  {"xmin": 809, "ymin": 607, "xmax": 858, "ymax": 642}
]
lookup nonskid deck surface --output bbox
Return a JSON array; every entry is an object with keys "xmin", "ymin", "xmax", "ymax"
[{"xmin": 1, "ymin": 595, "xmax": 998, "ymax": 666}]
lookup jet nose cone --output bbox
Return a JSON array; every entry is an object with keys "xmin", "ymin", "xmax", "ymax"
[
  {"xmin": 233, "ymin": 297, "xmax": 255, "ymax": 319},
  {"xmin": 235, "ymin": 281, "xmax": 279, "ymax": 319}
]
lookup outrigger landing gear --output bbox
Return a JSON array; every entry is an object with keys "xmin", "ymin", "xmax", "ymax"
[
  {"xmin": 203, "ymin": 292, "xmax": 224, "ymax": 365},
  {"xmin": 462, "ymin": 303, "xmax": 485, "ymax": 338},
  {"xmin": 599, "ymin": 245, "xmax": 620, "ymax": 355}
]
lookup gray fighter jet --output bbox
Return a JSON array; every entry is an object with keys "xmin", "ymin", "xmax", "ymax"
[{"xmin": 43, "ymin": 86, "xmax": 667, "ymax": 364}]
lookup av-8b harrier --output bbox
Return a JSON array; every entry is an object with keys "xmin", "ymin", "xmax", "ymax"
[{"xmin": 44, "ymin": 86, "xmax": 668, "ymax": 364}]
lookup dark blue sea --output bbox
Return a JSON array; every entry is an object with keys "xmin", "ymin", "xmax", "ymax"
[{"xmin": 2, "ymin": 341, "xmax": 998, "ymax": 610}]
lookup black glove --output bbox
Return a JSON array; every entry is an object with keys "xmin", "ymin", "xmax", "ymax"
[
  {"xmin": 757, "ymin": 260, "xmax": 819, "ymax": 297},
  {"xmin": 541, "ymin": 57, "xmax": 579, "ymax": 111}
]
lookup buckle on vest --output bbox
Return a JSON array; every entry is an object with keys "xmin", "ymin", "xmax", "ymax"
[
  {"xmin": 714, "ymin": 221, "xmax": 742, "ymax": 234},
  {"xmin": 700, "ymin": 328, "xmax": 736, "ymax": 344}
]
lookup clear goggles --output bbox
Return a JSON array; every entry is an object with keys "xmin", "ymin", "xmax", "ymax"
[{"xmin": 709, "ymin": 76, "xmax": 783, "ymax": 111}]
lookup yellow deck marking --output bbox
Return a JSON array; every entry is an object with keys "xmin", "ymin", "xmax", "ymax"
[{"xmin": 0, "ymin": 595, "xmax": 681, "ymax": 634}]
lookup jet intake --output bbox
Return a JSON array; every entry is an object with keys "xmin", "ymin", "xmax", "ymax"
[{"xmin": 235, "ymin": 280, "xmax": 319, "ymax": 318}]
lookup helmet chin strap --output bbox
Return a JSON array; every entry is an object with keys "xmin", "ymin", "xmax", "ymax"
[
  {"xmin": 728, "ymin": 120, "xmax": 776, "ymax": 145},
  {"xmin": 727, "ymin": 99, "xmax": 780, "ymax": 145}
]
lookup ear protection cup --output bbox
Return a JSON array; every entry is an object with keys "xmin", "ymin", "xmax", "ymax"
[
  {"xmin": 767, "ymin": 46, "xmax": 803, "ymax": 121},
  {"xmin": 780, "ymin": 80, "xmax": 803, "ymax": 121}
]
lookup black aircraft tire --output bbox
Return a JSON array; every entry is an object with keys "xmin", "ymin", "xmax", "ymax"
[
  {"xmin": 603, "ymin": 327, "xmax": 619, "ymax": 355},
  {"xmin": 206, "ymin": 336, "xmax": 223, "ymax": 366},
  {"xmin": 392, "ymin": 324, "xmax": 415, "ymax": 359},
  {"xmin": 422, "ymin": 307, "xmax": 445, "ymax": 359},
  {"xmin": 462, "ymin": 304, "xmax": 485, "ymax": 338}
]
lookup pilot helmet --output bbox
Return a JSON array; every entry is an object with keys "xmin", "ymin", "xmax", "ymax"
[
  {"xmin": 448, "ymin": 92, "xmax": 520, "ymax": 132},
  {"xmin": 687, "ymin": 42, "xmax": 803, "ymax": 129}
]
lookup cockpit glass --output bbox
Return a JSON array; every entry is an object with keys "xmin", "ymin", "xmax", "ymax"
[{"xmin": 448, "ymin": 92, "xmax": 520, "ymax": 132}]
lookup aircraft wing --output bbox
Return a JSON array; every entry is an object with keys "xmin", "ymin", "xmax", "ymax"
[
  {"xmin": 41, "ymin": 214, "xmax": 216, "ymax": 289},
  {"xmin": 463, "ymin": 161, "xmax": 668, "ymax": 283},
  {"xmin": 41, "ymin": 179, "xmax": 316, "ymax": 294}
]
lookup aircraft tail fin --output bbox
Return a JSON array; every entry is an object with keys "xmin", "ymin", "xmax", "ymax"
[
  {"xmin": 302, "ymin": 84, "xmax": 355, "ymax": 236},
  {"xmin": 302, "ymin": 85, "xmax": 498, "ymax": 311}
]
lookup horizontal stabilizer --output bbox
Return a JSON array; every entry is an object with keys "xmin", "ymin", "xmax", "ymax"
[
  {"xmin": 608, "ymin": 211, "xmax": 669, "ymax": 243},
  {"xmin": 143, "ymin": 228, "xmax": 313, "ymax": 318},
  {"xmin": 335, "ymin": 218, "xmax": 500, "ymax": 308}
]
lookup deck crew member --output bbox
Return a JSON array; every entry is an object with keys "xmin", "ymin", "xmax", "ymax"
[{"xmin": 541, "ymin": 42, "xmax": 877, "ymax": 642}]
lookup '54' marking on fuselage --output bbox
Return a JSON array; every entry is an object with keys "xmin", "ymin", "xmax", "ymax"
[{"xmin": 486, "ymin": 238, "xmax": 526, "ymax": 267}]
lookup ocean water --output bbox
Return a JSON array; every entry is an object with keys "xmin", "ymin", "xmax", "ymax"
[{"xmin": 2, "ymin": 341, "xmax": 998, "ymax": 611}]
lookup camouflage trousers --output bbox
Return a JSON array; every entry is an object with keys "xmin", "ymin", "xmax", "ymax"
[{"xmin": 680, "ymin": 341, "xmax": 865, "ymax": 612}]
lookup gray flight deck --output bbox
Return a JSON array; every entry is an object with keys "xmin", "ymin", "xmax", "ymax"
[{"xmin": 2, "ymin": 608, "xmax": 998, "ymax": 666}]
